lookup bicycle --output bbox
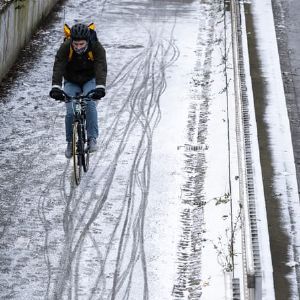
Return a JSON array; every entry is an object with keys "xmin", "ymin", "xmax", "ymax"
[{"xmin": 63, "ymin": 91, "xmax": 94, "ymax": 185}]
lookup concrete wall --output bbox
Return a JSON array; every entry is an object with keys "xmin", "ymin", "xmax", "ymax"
[{"xmin": 0, "ymin": 0, "xmax": 59, "ymax": 82}]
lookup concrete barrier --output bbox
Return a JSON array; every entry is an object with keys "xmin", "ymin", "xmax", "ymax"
[{"xmin": 0, "ymin": 0, "xmax": 59, "ymax": 82}]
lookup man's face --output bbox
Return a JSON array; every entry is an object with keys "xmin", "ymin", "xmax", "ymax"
[{"xmin": 72, "ymin": 40, "xmax": 88, "ymax": 54}]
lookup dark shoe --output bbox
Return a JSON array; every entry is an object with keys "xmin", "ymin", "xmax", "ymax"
[
  {"xmin": 88, "ymin": 138, "xmax": 97, "ymax": 153},
  {"xmin": 65, "ymin": 142, "xmax": 72, "ymax": 158}
]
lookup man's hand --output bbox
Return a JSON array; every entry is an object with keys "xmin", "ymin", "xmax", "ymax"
[
  {"xmin": 49, "ymin": 87, "xmax": 65, "ymax": 101},
  {"xmin": 91, "ymin": 87, "xmax": 105, "ymax": 100}
]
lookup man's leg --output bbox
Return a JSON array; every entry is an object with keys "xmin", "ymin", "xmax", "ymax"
[
  {"xmin": 82, "ymin": 79, "xmax": 99, "ymax": 144},
  {"xmin": 63, "ymin": 81, "xmax": 81, "ymax": 158},
  {"xmin": 64, "ymin": 81, "xmax": 82, "ymax": 142}
]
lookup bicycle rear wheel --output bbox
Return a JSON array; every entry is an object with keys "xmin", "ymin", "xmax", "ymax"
[{"xmin": 72, "ymin": 121, "xmax": 83, "ymax": 185}]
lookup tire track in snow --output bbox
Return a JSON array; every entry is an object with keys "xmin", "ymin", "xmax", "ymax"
[
  {"xmin": 172, "ymin": 0, "xmax": 223, "ymax": 299},
  {"xmin": 0, "ymin": 0, "xmax": 193, "ymax": 298},
  {"xmin": 109, "ymin": 32, "xmax": 179, "ymax": 300},
  {"xmin": 48, "ymin": 23, "xmax": 179, "ymax": 299}
]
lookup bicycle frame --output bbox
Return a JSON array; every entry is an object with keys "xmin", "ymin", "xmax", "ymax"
[{"xmin": 63, "ymin": 91, "xmax": 94, "ymax": 185}]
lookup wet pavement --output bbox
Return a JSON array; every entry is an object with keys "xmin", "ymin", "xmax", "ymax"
[
  {"xmin": 244, "ymin": 4, "xmax": 291, "ymax": 298},
  {"xmin": 247, "ymin": 0, "xmax": 300, "ymax": 298}
]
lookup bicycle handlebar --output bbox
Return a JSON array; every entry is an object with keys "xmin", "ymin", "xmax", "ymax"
[{"xmin": 62, "ymin": 90, "xmax": 95, "ymax": 102}]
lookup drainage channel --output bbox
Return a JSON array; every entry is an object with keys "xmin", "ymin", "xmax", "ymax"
[
  {"xmin": 236, "ymin": 0, "xmax": 262, "ymax": 289},
  {"xmin": 231, "ymin": 0, "xmax": 275, "ymax": 298}
]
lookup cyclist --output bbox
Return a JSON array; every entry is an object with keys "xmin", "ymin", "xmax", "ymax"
[{"xmin": 49, "ymin": 23, "xmax": 107, "ymax": 158}]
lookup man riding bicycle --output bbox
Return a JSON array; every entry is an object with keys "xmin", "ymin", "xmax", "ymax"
[{"xmin": 49, "ymin": 23, "xmax": 107, "ymax": 158}]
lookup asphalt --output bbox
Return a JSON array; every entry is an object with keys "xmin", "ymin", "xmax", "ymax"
[{"xmin": 247, "ymin": 0, "xmax": 300, "ymax": 298}]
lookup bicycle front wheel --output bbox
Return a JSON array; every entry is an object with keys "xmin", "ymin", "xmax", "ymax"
[
  {"xmin": 72, "ymin": 121, "xmax": 83, "ymax": 185},
  {"xmin": 82, "ymin": 123, "xmax": 89, "ymax": 173}
]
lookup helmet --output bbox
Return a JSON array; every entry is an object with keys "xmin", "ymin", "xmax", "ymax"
[{"xmin": 70, "ymin": 23, "xmax": 90, "ymax": 41}]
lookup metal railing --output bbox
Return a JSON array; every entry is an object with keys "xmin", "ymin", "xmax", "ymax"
[{"xmin": 230, "ymin": 0, "xmax": 263, "ymax": 298}]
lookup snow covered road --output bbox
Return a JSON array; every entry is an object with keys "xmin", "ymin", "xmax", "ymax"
[{"xmin": 0, "ymin": 0, "xmax": 279, "ymax": 299}]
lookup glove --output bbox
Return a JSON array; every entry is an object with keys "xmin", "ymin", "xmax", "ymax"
[
  {"xmin": 91, "ymin": 87, "xmax": 105, "ymax": 100},
  {"xmin": 49, "ymin": 87, "xmax": 65, "ymax": 101}
]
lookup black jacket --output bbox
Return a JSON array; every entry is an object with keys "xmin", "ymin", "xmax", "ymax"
[{"xmin": 52, "ymin": 39, "xmax": 107, "ymax": 87}]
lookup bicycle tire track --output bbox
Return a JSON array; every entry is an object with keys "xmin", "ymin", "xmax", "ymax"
[
  {"xmin": 0, "ymin": 0, "xmax": 206, "ymax": 299},
  {"xmin": 173, "ymin": 0, "xmax": 223, "ymax": 299},
  {"xmin": 47, "ymin": 18, "xmax": 179, "ymax": 294}
]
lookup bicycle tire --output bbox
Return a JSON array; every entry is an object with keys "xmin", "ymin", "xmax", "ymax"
[
  {"xmin": 82, "ymin": 141, "xmax": 89, "ymax": 173},
  {"xmin": 72, "ymin": 121, "xmax": 82, "ymax": 185},
  {"xmin": 82, "ymin": 120, "xmax": 89, "ymax": 172}
]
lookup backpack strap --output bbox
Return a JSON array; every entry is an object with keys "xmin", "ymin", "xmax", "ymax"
[
  {"xmin": 87, "ymin": 51, "xmax": 94, "ymax": 61},
  {"xmin": 68, "ymin": 45, "xmax": 94, "ymax": 62},
  {"xmin": 68, "ymin": 45, "xmax": 74, "ymax": 62}
]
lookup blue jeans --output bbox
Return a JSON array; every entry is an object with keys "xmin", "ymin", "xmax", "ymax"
[{"xmin": 64, "ymin": 79, "xmax": 98, "ymax": 142}]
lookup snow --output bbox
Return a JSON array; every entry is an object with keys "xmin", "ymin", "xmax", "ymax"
[{"xmin": 0, "ymin": 0, "xmax": 299, "ymax": 298}]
